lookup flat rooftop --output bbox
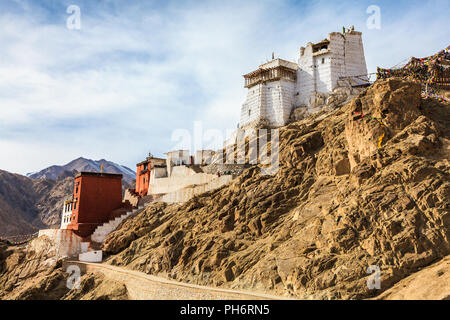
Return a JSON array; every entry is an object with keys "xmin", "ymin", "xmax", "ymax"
[
  {"xmin": 75, "ymin": 171, "xmax": 123, "ymax": 178},
  {"xmin": 137, "ymin": 157, "xmax": 166, "ymax": 166}
]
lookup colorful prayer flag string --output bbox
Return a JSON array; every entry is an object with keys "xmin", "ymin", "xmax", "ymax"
[
  {"xmin": 0, "ymin": 232, "xmax": 39, "ymax": 246},
  {"xmin": 376, "ymin": 45, "xmax": 450, "ymax": 105}
]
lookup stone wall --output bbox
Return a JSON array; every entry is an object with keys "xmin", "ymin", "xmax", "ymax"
[
  {"xmin": 159, "ymin": 175, "xmax": 233, "ymax": 203},
  {"xmin": 240, "ymin": 79, "xmax": 295, "ymax": 128},
  {"xmin": 264, "ymin": 80, "xmax": 296, "ymax": 127},
  {"xmin": 240, "ymin": 83, "xmax": 265, "ymax": 126},
  {"xmin": 37, "ymin": 229, "xmax": 85, "ymax": 258},
  {"xmin": 297, "ymin": 43, "xmax": 317, "ymax": 107},
  {"xmin": 202, "ymin": 163, "xmax": 251, "ymax": 176},
  {"xmin": 149, "ymin": 166, "xmax": 219, "ymax": 195}
]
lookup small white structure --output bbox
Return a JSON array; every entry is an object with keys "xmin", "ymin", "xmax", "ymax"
[
  {"xmin": 79, "ymin": 250, "xmax": 102, "ymax": 263},
  {"xmin": 166, "ymin": 150, "xmax": 191, "ymax": 177},
  {"xmin": 60, "ymin": 198, "xmax": 74, "ymax": 229},
  {"xmin": 194, "ymin": 150, "xmax": 215, "ymax": 165},
  {"xmin": 239, "ymin": 27, "xmax": 368, "ymax": 128}
]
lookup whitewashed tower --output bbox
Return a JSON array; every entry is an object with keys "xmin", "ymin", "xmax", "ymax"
[
  {"xmin": 296, "ymin": 28, "xmax": 368, "ymax": 108},
  {"xmin": 240, "ymin": 58, "xmax": 298, "ymax": 128}
]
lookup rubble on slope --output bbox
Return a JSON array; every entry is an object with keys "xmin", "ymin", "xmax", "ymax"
[
  {"xmin": 374, "ymin": 255, "xmax": 450, "ymax": 300},
  {"xmin": 62, "ymin": 273, "xmax": 129, "ymax": 300},
  {"xmin": 0, "ymin": 236, "xmax": 68, "ymax": 300},
  {"xmin": 102, "ymin": 78, "xmax": 450, "ymax": 299}
]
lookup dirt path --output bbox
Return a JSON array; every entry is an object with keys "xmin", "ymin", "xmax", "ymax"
[{"xmin": 64, "ymin": 261, "xmax": 292, "ymax": 300}]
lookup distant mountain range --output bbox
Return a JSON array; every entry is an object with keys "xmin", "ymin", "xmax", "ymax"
[
  {"xmin": 0, "ymin": 169, "xmax": 73, "ymax": 236},
  {"xmin": 27, "ymin": 157, "xmax": 136, "ymax": 183},
  {"xmin": 0, "ymin": 157, "xmax": 136, "ymax": 237}
]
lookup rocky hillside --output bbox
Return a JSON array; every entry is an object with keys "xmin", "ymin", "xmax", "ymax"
[
  {"xmin": 0, "ymin": 170, "xmax": 74, "ymax": 236},
  {"xmin": 374, "ymin": 255, "xmax": 449, "ymax": 300},
  {"xmin": 27, "ymin": 157, "xmax": 136, "ymax": 184},
  {"xmin": 100, "ymin": 79, "xmax": 449, "ymax": 299}
]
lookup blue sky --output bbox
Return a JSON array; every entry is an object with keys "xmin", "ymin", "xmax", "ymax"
[{"xmin": 0, "ymin": 0, "xmax": 448, "ymax": 175}]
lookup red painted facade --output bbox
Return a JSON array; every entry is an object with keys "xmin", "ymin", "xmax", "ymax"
[
  {"xmin": 67, "ymin": 172, "xmax": 123, "ymax": 237},
  {"xmin": 135, "ymin": 160, "xmax": 151, "ymax": 197}
]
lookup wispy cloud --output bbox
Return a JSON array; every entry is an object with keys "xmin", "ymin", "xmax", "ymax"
[{"xmin": 0, "ymin": 0, "xmax": 448, "ymax": 174}]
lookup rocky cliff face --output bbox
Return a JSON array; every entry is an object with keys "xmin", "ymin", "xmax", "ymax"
[{"xmin": 101, "ymin": 79, "xmax": 449, "ymax": 299}]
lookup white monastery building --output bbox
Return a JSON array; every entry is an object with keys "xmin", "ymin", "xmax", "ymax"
[{"xmin": 239, "ymin": 27, "xmax": 368, "ymax": 128}]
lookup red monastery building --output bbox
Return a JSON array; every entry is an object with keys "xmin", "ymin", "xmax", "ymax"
[
  {"xmin": 135, "ymin": 159, "xmax": 151, "ymax": 196},
  {"xmin": 135, "ymin": 155, "xmax": 166, "ymax": 197},
  {"xmin": 61, "ymin": 172, "xmax": 124, "ymax": 237}
]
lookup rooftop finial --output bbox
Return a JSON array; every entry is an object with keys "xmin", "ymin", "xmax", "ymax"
[{"xmin": 272, "ymin": 52, "xmax": 275, "ymax": 60}]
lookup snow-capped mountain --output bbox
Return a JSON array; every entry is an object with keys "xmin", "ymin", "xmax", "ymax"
[{"xmin": 26, "ymin": 157, "xmax": 136, "ymax": 183}]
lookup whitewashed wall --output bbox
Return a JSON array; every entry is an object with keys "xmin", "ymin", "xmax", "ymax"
[
  {"xmin": 342, "ymin": 33, "xmax": 368, "ymax": 85},
  {"xmin": 240, "ymin": 79, "xmax": 295, "ymax": 128},
  {"xmin": 296, "ymin": 44, "xmax": 315, "ymax": 107},
  {"xmin": 160, "ymin": 175, "xmax": 233, "ymax": 203},
  {"xmin": 38, "ymin": 229, "xmax": 84, "ymax": 258},
  {"xmin": 263, "ymin": 80, "xmax": 295, "ymax": 127},
  {"xmin": 149, "ymin": 165, "xmax": 220, "ymax": 195},
  {"xmin": 240, "ymin": 83, "xmax": 264, "ymax": 127}
]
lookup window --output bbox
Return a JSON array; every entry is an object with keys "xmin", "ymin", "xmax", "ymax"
[
  {"xmin": 322, "ymin": 58, "xmax": 325, "ymax": 64},
  {"xmin": 313, "ymin": 43, "xmax": 328, "ymax": 53},
  {"xmin": 248, "ymin": 109, "xmax": 251, "ymax": 116}
]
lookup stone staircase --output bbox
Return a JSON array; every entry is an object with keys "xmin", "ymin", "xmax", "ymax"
[
  {"xmin": 90, "ymin": 205, "xmax": 145, "ymax": 244},
  {"xmin": 123, "ymin": 189, "xmax": 140, "ymax": 207}
]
